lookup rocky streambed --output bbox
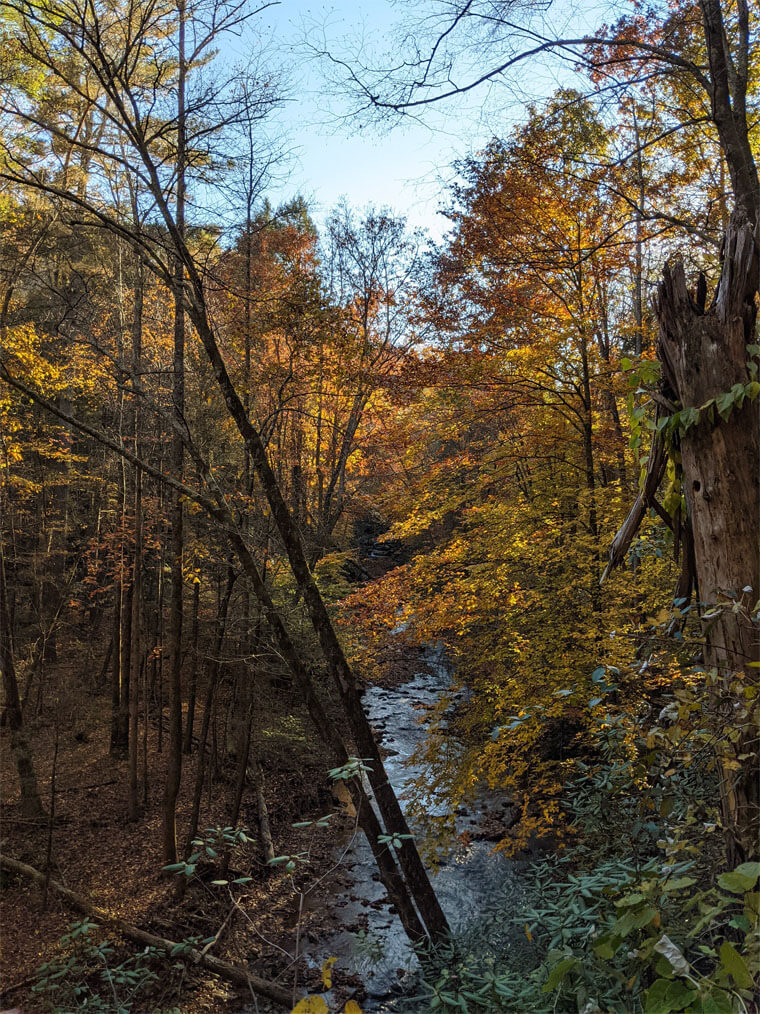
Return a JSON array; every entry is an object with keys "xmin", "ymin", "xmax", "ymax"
[{"xmin": 298, "ymin": 643, "xmax": 525, "ymax": 1011}]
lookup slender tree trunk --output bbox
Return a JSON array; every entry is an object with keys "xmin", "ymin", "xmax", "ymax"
[
  {"xmin": 97, "ymin": 636, "xmax": 113, "ymax": 688},
  {"xmin": 156, "ymin": 540, "xmax": 164, "ymax": 754},
  {"xmin": 162, "ymin": 1, "xmax": 186, "ymax": 865},
  {"xmin": 632, "ymin": 106, "xmax": 646, "ymax": 357},
  {"xmin": 579, "ymin": 327, "xmax": 602, "ymax": 613},
  {"xmin": 656, "ymin": 214, "xmax": 760, "ymax": 864},
  {"xmin": 182, "ymin": 577, "xmax": 199, "ymax": 754},
  {"xmin": 109, "ymin": 586, "xmax": 122, "ymax": 755},
  {"xmin": 0, "ymin": 543, "xmax": 45, "ymax": 819},
  {"xmin": 117, "ymin": 579, "xmax": 132, "ymax": 754},
  {"xmin": 142, "ymin": 654, "xmax": 149, "ymax": 808},
  {"xmin": 249, "ymin": 751, "xmax": 275, "ymax": 864},
  {"xmin": 185, "ymin": 566, "xmax": 235, "ymax": 855},
  {"xmin": 128, "ymin": 254, "xmax": 144, "ymax": 821}
]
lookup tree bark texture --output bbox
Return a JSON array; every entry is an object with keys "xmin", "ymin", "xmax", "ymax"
[{"xmin": 656, "ymin": 213, "xmax": 760, "ymax": 863}]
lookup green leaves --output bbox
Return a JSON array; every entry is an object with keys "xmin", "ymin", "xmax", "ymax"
[
  {"xmin": 268, "ymin": 852, "xmax": 308, "ymax": 874},
  {"xmin": 163, "ymin": 826, "xmax": 254, "ymax": 883},
  {"xmin": 378, "ymin": 832, "xmax": 413, "ymax": 849},
  {"xmin": 701, "ymin": 990, "xmax": 735, "ymax": 1013},
  {"xmin": 716, "ymin": 862, "xmax": 760, "ymax": 894},
  {"xmin": 717, "ymin": 941, "xmax": 753, "ymax": 988},
  {"xmin": 327, "ymin": 757, "xmax": 373, "ymax": 781},
  {"xmin": 540, "ymin": 956, "xmax": 578, "ymax": 992},
  {"xmin": 644, "ymin": 978, "xmax": 697, "ymax": 1013},
  {"xmin": 292, "ymin": 813, "xmax": 333, "ymax": 831}
]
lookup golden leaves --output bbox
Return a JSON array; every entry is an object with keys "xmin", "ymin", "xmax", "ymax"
[
  {"xmin": 321, "ymin": 956, "xmax": 337, "ymax": 990},
  {"xmin": 290, "ymin": 994, "xmax": 363, "ymax": 1014},
  {"xmin": 291, "ymin": 999, "xmax": 328, "ymax": 1014}
]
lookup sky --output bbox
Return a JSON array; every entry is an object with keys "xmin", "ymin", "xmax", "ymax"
[{"xmin": 221, "ymin": 0, "xmax": 610, "ymax": 241}]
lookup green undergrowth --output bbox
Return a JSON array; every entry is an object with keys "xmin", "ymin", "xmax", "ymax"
[{"xmin": 405, "ymin": 666, "xmax": 760, "ymax": 1014}]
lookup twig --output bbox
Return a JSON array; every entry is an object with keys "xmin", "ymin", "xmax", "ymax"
[{"xmin": 200, "ymin": 900, "xmax": 237, "ymax": 956}]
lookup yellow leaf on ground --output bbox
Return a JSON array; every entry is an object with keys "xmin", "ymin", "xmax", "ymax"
[
  {"xmin": 322, "ymin": 956, "xmax": 338, "ymax": 989},
  {"xmin": 345, "ymin": 1003, "xmax": 364, "ymax": 1014},
  {"xmin": 291, "ymin": 998, "xmax": 329, "ymax": 1014}
]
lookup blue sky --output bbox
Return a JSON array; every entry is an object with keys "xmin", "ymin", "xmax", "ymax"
[{"xmin": 223, "ymin": 0, "xmax": 610, "ymax": 239}]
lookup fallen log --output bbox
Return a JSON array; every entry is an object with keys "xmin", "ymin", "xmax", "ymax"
[{"xmin": 0, "ymin": 854, "xmax": 291, "ymax": 1010}]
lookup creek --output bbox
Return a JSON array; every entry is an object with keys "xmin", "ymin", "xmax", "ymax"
[{"xmin": 299, "ymin": 642, "xmax": 526, "ymax": 1011}]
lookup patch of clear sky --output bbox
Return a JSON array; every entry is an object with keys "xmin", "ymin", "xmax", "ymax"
[{"xmin": 217, "ymin": 0, "xmax": 632, "ymax": 240}]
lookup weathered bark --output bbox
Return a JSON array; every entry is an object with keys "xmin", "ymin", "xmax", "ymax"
[
  {"xmin": 699, "ymin": 0, "xmax": 758, "ymax": 224},
  {"xmin": 656, "ymin": 213, "xmax": 760, "ymax": 863},
  {"xmin": 0, "ymin": 544, "xmax": 45, "ymax": 819},
  {"xmin": 601, "ymin": 428, "xmax": 667, "ymax": 581},
  {"xmin": 0, "ymin": 855, "xmax": 291, "ymax": 1009}
]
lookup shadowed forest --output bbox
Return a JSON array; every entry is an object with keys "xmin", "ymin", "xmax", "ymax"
[{"xmin": 0, "ymin": 0, "xmax": 758, "ymax": 1012}]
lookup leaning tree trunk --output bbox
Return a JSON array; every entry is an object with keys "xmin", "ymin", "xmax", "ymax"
[{"xmin": 656, "ymin": 213, "xmax": 760, "ymax": 864}]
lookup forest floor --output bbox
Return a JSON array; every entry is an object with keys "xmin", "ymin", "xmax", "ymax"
[
  {"xmin": 0, "ymin": 533, "xmax": 447, "ymax": 1012},
  {"xmin": 0, "ymin": 557, "xmax": 437, "ymax": 1013}
]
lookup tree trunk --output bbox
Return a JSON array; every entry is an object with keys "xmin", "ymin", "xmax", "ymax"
[
  {"xmin": 117, "ymin": 577, "xmax": 133, "ymax": 756},
  {"xmin": 182, "ymin": 577, "xmax": 199, "ymax": 754},
  {"xmin": 0, "ymin": 544, "xmax": 45, "ymax": 819},
  {"xmin": 128, "ymin": 254, "xmax": 144, "ymax": 821},
  {"xmin": 656, "ymin": 213, "xmax": 760, "ymax": 863},
  {"xmin": 162, "ymin": 1, "xmax": 186, "ymax": 865},
  {"xmin": 249, "ymin": 752, "xmax": 275, "ymax": 864},
  {"xmin": 185, "ymin": 288, "xmax": 451, "ymax": 944},
  {"xmin": 185, "ymin": 565, "xmax": 235, "ymax": 856},
  {"xmin": 109, "ymin": 589, "xmax": 122, "ymax": 755}
]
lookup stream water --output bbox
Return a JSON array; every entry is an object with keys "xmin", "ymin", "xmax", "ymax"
[{"xmin": 298, "ymin": 642, "xmax": 526, "ymax": 1012}]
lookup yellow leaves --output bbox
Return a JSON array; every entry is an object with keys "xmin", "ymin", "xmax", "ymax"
[
  {"xmin": 2, "ymin": 322, "xmax": 109, "ymax": 404},
  {"xmin": 291, "ymin": 999, "xmax": 328, "ymax": 1014},
  {"xmin": 321, "ymin": 956, "xmax": 337, "ymax": 990},
  {"xmin": 290, "ymin": 994, "xmax": 363, "ymax": 1014}
]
